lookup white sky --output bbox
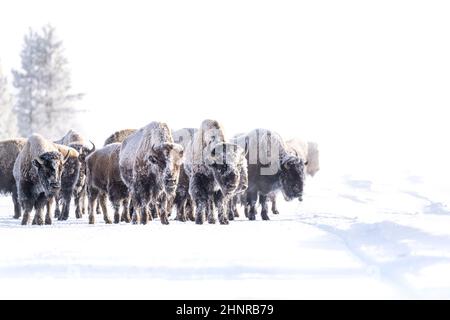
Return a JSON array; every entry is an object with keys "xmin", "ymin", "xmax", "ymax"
[{"xmin": 1, "ymin": 0, "xmax": 449, "ymax": 177}]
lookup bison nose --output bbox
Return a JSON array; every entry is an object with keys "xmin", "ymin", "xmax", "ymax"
[
  {"xmin": 50, "ymin": 182, "xmax": 61, "ymax": 190},
  {"xmin": 298, "ymin": 194, "xmax": 303, "ymax": 202},
  {"xmin": 165, "ymin": 178, "xmax": 177, "ymax": 187}
]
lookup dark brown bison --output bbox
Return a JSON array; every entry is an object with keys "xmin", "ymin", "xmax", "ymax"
[
  {"xmin": 0, "ymin": 138, "xmax": 27, "ymax": 219},
  {"xmin": 86, "ymin": 143, "xmax": 131, "ymax": 224}
]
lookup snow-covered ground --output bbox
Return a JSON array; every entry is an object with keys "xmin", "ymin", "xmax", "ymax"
[{"xmin": 1, "ymin": 167, "xmax": 450, "ymax": 299}]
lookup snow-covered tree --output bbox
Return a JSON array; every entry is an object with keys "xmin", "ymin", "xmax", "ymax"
[
  {"xmin": 13, "ymin": 25, "xmax": 83, "ymax": 139},
  {"xmin": 0, "ymin": 60, "xmax": 17, "ymax": 139}
]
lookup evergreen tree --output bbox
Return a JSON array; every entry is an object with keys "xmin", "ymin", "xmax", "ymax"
[
  {"xmin": 0, "ymin": 60, "xmax": 17, "ymax": 139},
  {"xmin": 13, "ymin": 25, "xmax": 83, "ymax": 138}
]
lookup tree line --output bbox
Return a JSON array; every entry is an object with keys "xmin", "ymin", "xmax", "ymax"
[{"xmin": 0, "ymin": 24, "xmax": 83, "ymax": 140}]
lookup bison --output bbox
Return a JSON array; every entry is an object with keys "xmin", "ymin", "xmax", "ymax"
[
  {"xmin": 0, "ymin": 139, "xmax": 27, "ymax": 219},
  {"xmin": 184, "ymin": 120, "xmax": 248, "ymax": 225},
  {"xmin": 54, "ymin": 129, "xmax": 95, "ymax": 219},
  {"xmin": 266, "ymin": 138, "xmax": 320, "ymax": 215},
  {"xmin": 13, "ymin": 134, "xmax": 70, "ymax": 225},
  {"xmin": 171, "ymin": 128, "xmax": 198, "ymax": 222},
  {"xmin": 119, "ymin": 122, "xmax": 184, "ymax": 225},
  {"xmin": 86, "ymin": 143, "xmax": 131, "ymax": 224},
  {"xmin": 48, "ymin": 144, "xmax": 81, "ymax": 221},
  {"xmin": 234, "ymin": 129, "xmax": 306, "ymax": 220}
]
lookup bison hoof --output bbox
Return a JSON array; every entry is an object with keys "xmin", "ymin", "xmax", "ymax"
[
  {"xmin": 160, "ymin": 218, "xmax": 169, "ymax": 225},
  {"xmin": 219, "ymin": 218, "xmax": 229, "ymax": 225},
  {"xmin": 88, "ymin": 216, "xmax": 95, "ymax": 224},
  {"xmin": 195, "ymin": 215, "xmax": 204, "ymax": 225},
  {"xmin": 272, "ymin": 210, "xmax": 280, "ymax": 215},
  {"xmin": 208, "ymin": 217, "xmax": 216, "ymax": 224},
  {"xmin": 175, "ymin": 215, "xmax": 187, "ymax": 222},
  {"xmin": 104, "ymin": 218, "xmax": 113, "ymax": 224},
  {"xmin": 114, "ymin": 215, "xmax": 120, "ymax": 224},
  {"xmin": 248, "ymin": 214, "xmax": 256, "ymax": 221},
  {"xmin": 13, "ymin": 213, "xmax": 21, "ymax": 219},
  {"xmin": 261, "ymin": 214, "xmax": 270, "ymax": 221},
  {"xmin": 45, "ymin": 218, "xmax": 52, "ymax": 225}
]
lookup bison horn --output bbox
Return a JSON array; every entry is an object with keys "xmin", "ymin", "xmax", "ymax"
[
  {"xmin": 63, "ymin": 150, "xmax": 71, "ymax": 163},
  {"xmin": 34, "ymin": 157, "xmax": 45, "ymax": 165},
  {"xmin": 89, "ymin": 140, "xmax": 96, "ymax": 153}
]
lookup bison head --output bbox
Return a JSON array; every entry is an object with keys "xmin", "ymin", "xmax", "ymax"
[
  {"xmin": 148, "ymin": 143, "xmax": 184, "ymax": 194},
  {"xmin": 206, "ymin": 143, "xmax": 248, "ymax": 197},
  {"xmin": 279, "ymin": 154, "xmax": 305, "ymax": 201},
  {"xmin": 32, "ymin": 150, "xmax": 70, "ymax": 197}
]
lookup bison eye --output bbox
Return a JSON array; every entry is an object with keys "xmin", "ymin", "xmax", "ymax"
[{"xmin": 148, "ymin": 156, "xmax": 159, "ymax": 165}]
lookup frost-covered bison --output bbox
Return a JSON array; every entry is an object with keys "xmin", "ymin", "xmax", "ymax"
[
  {"xmin": 86, "ymin": 143, "xmax": 131, "ymax": 224},
  {"xmin": 171, "ymin": 128, "xmax": 197, "ymax": 222},
  {"xmin": 13, "ymin": 134, "xmax": 70, "ymax": 225},
  {"xmin": 0, "ymin": 138, "xmax": 27, "ymax": 219},
  {"xmin": 49, "ymin": 143, "xmax": 81, "ymax": 221},
  {"xmin": 184, "ymin": 120, "xmax": 248, "ymax": 225},
  {"xmin": 119, "ymin": 122, "xmax": 184, "ymax": 225},
  {"xmin": 267, "ymin": 138, "xmax": 320, "ymax": 215},
  {"xmin": 55, "ymin": 129, "xmax": 95, "ymax": 219},
  {"xmin": 234, "ymin": 129, "xmax": 306, "ymax": 220}
]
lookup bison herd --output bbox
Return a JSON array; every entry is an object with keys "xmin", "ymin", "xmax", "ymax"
[{"xmin": 0, "ymin": 120, "xmax": 319, "ymax": 226}]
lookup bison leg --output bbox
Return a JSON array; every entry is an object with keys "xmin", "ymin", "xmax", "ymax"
[
  {"xmin": 207, "ymin": 198, "xmax": 216, "ymax": 224},
  {"xmin": 21, "ymin": 202, "xmax": 33, "ymax": 226},
  {"xmin": 74, "ymin": 187, "xmax": 84, "ymax": 219},
  {"xmin": 246, "ymin": 191, "xmax": 258, "ymax": 221},
  {"xmin": 129, "ymin": 199, "xmax": 138, "ymax": 223},
  {"xmin": 32, "ymin": 194, "xmax": 47, "ymax": 226},
  {"xmin": 112, "ymin": 202, "xmax": 120, "ymax": 224},
  {"xmin": 87, "ymin": 187, "xmax": 99, "ymax": 224},
  {"xmin": 81, "ymin": 186, "xmax": 87, "ymax": 215},
  {"xmin": 54, "ymin": 196, "xmax": 61, "ymax": 219},
  {"xmin": 96, "ymin": 201, "xmax": 101, "ymax": 215},
  {"xmin": 99, "ymin": 193, "xmax": 112, "ymax": 224},
  {"xmin": 140, "ymin": 205, "xmax": 150, "ymax": 225},
  {"xmin": 175, "ymin": 196, "xmax": 187, "ymax": 222},
  {"xmin": 149, "ymin": 203, "xmax": 158, "ymax": 220},
  {"xmin": 194, "ymin": 199, "xmax": 206, "ymax": 225},
  {"xmin": 271, "ymin": 195, "xmax": 279, "ymax": 215},
  {"xmin": 214, "ymin": 191, "xmax": 228, "ymax": 225},
  {"xmin": 121, "ymin": 199, "xmax": 131, "ymax": 223},
  {"xmin": 159, "ymin": 194, "xmax": 170, "ymax": 225},
  {"xmin": 12, "ymin": 189, "xmax": 22, "ymax": 219},
  {"xmin": 259, "ymin": 194, "xmax": 270, "ymax": 221},
  {"xmin": 60, "ymin": 190, "xmax": 72, "ymax": 221},
  {"xmin": 186, "ymin": 199, "xmax": 195, "ymax": 222},
  {"xmin": 45, "ymin": 200, "xmax": 52, "ymax": 225},
  {"xmin": 45, "ymin": 197, "xmax": 53, "ymax": 225},
  {"xmin": 227, "ymin": 201, "xmax": 234, "ymax": 221}
]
